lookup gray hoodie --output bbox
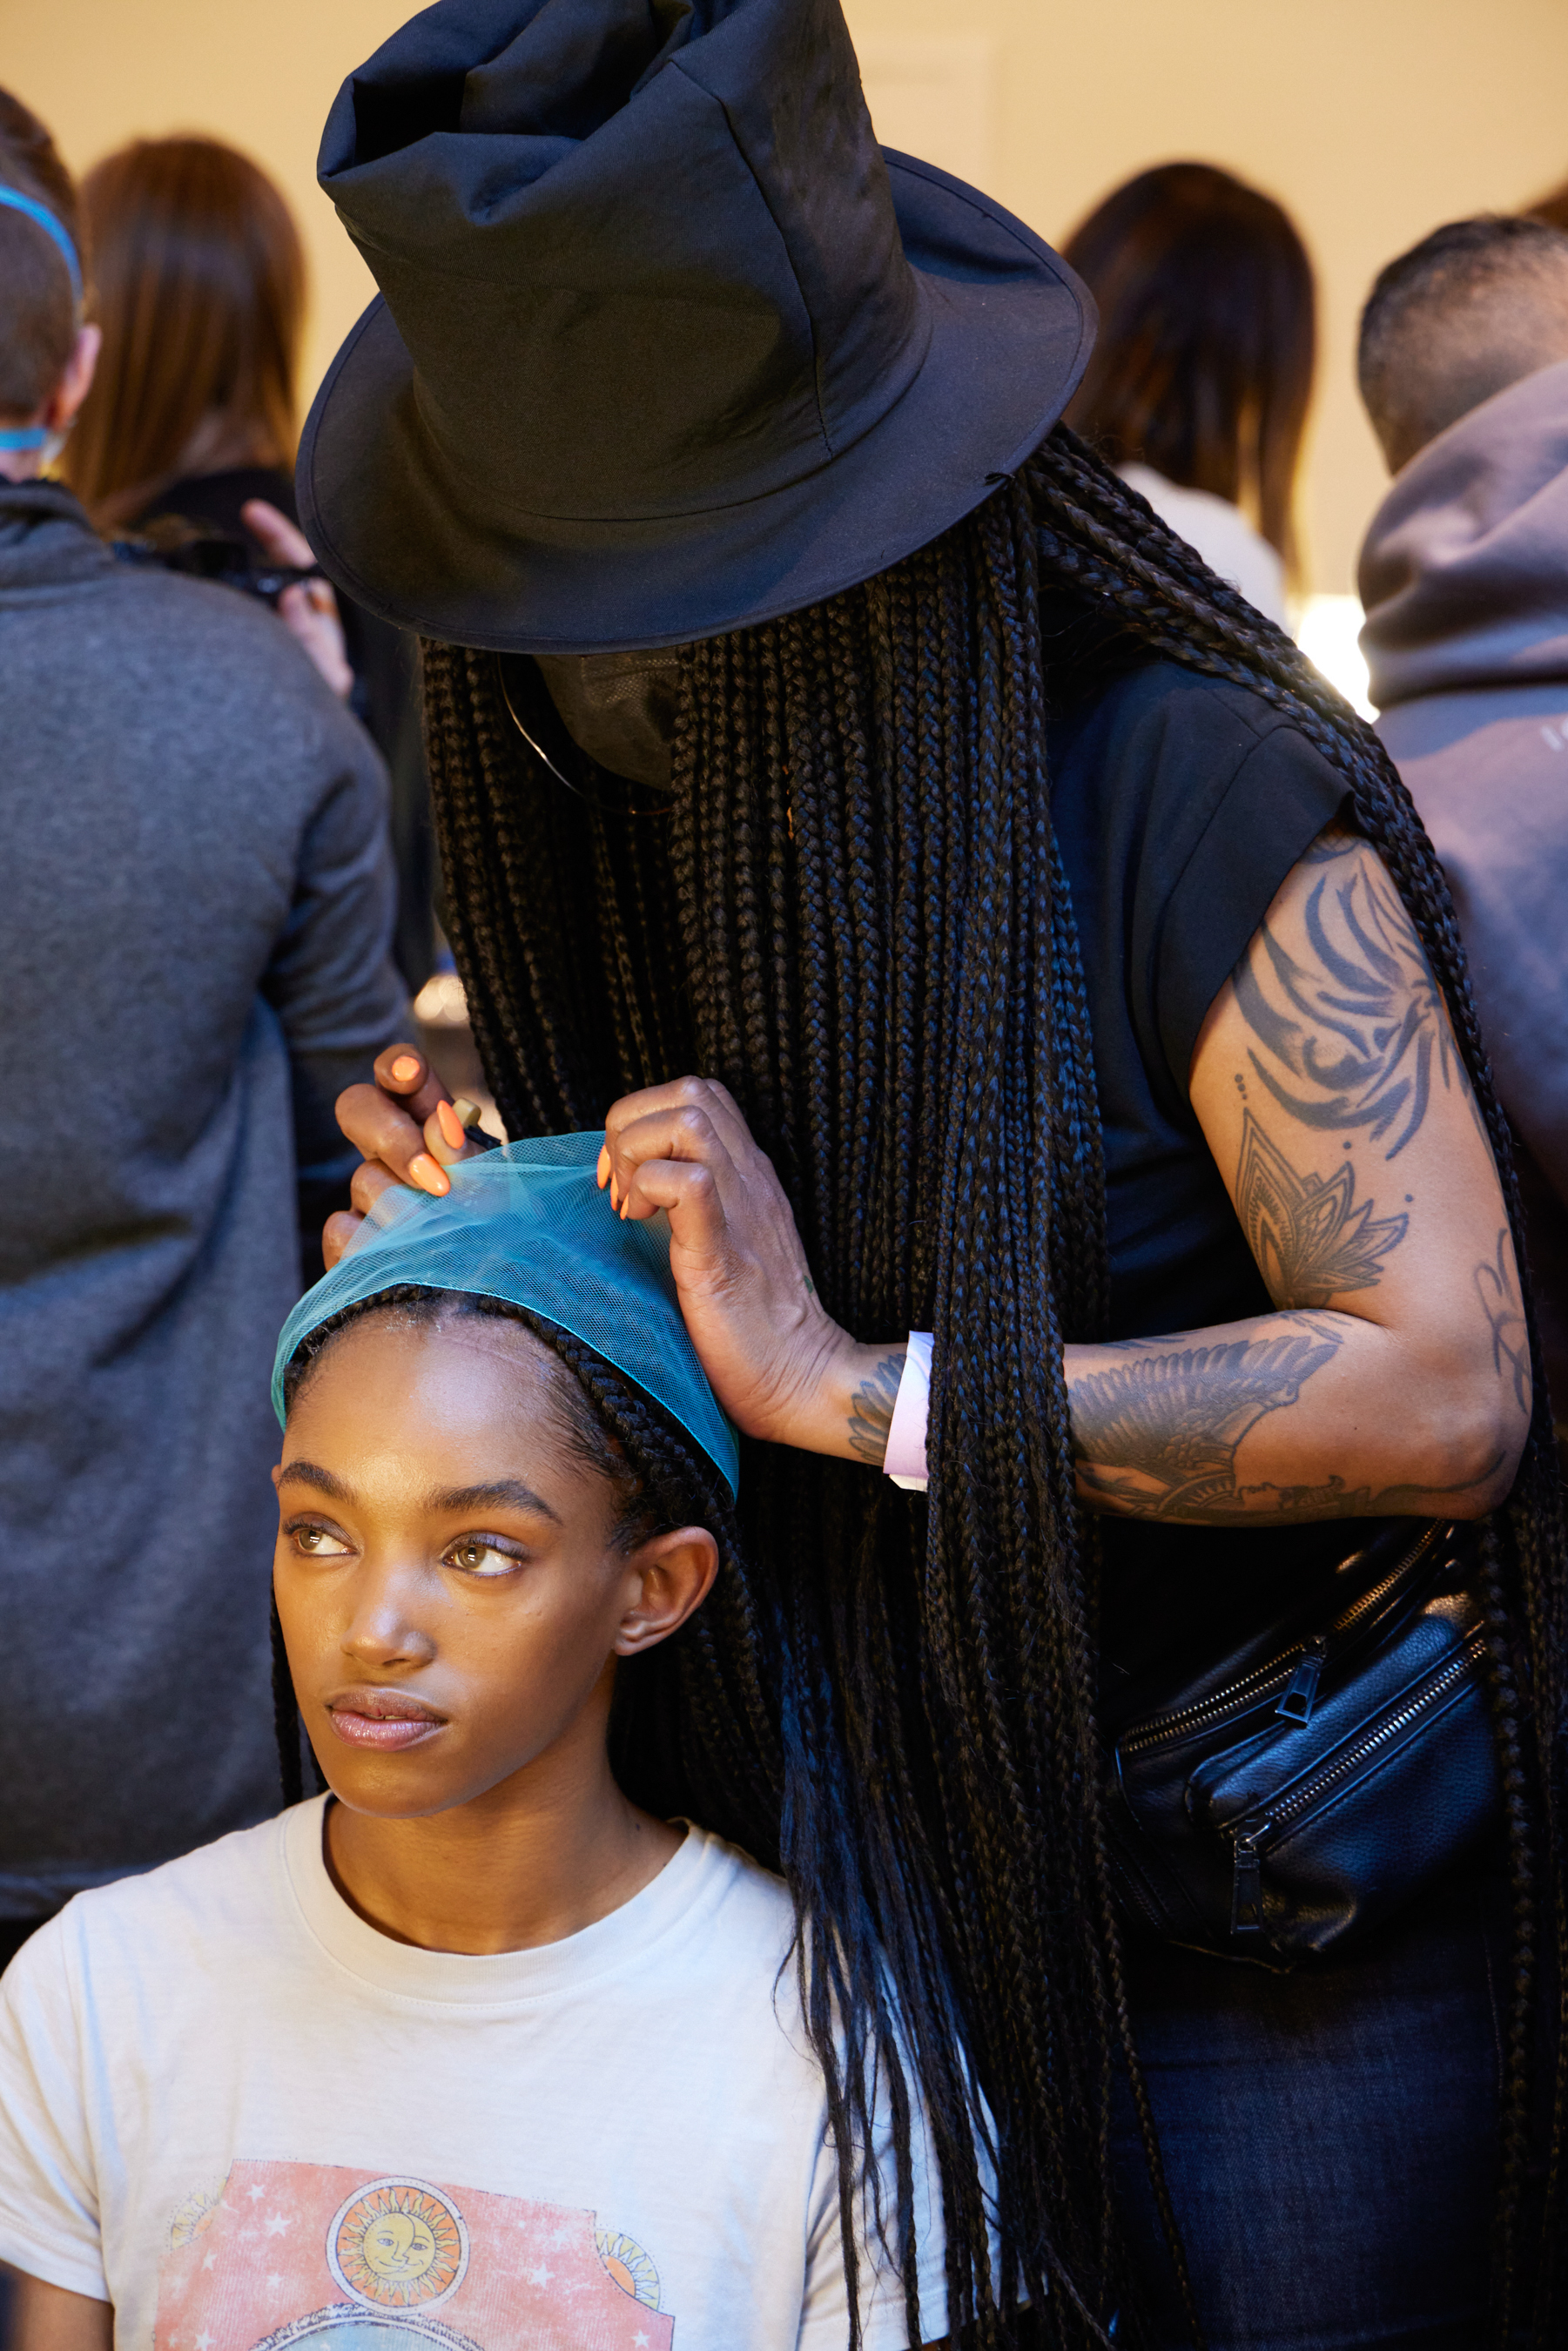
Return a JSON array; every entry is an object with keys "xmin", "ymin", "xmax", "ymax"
[
  {"xmin": 1361, "ymin": 355, "xmax": 1568, "ymax": 1420},
  {"xmin": 0, "ymin": 482, "xmax": 407, "ymax": 1919}
]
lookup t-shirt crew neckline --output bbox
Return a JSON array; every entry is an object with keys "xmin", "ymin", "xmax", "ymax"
[{"xmin": 283, "ymin": 1796, "xmax": 706, "ymax": 2007}]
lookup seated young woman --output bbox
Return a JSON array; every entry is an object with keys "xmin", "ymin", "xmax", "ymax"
[{"xmin": 0, "ymin": 1140, "xmax": 985, "ymax": 2351}]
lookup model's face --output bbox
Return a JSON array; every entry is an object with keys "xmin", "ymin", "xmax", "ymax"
[{"xmin": 273, "ymin": 1311, "xmax": 716, "ymax": 1821}]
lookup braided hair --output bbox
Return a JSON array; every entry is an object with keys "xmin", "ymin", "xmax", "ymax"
[{"xmin": 413, "ymin": 423, "xmax": 1568, "ymax": 2348}]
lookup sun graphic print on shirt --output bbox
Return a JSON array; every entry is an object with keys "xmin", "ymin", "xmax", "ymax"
[
  {"xmin": 154, "ymin": 2159, "xmax": 672, "ymax": 2351},
  {"xmin": 329, "ymin": 2181, "xmax": 468, "ymax": 2309}
]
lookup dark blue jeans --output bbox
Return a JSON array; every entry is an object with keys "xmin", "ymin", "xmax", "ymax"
[{"xmin": 1112, "ymin": 1865, "xmax": 1506, "ymax": 2349}]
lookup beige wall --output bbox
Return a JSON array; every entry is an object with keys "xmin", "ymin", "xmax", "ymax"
[{"xmin": 10, "ymin": 0, "xmax": 1568, "ymax": 589}]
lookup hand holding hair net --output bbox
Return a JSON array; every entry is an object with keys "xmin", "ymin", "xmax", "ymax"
[{"xmin": 272, "ymin": 1132, "xmax": 739, "ymax": 1497}]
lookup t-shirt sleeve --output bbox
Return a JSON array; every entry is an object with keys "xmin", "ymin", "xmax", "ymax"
[
  {"xmin": 0, "ymin": 1913, "xmax": 108, "ymax": 2300},
  {"xmin": 797, "ymin": 2114, "xmax": 946, "ymax": 2349},
  {"xmin": 1149, "ymin": 717, "xmax": 1349, "ymax": 1095},
  {"xmin": 797, "ymin": 2070, "xmax": 1002, "ymax": 2350}
]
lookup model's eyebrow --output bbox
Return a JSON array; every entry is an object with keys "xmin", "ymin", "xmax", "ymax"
[
  {"xmin": 278, "ymin": 1461, "xmax": 355, "ymax": 1502},
  {"xmin": 427, "ymin": 1479, "xmax": 562, "ymax": 1526},
  {"xmin": 277, "ymin": 1464, "xmax": 560, "ymax": 1524}
]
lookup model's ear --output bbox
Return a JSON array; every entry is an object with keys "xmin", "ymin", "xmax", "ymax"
[
  {"xmin": 44, "ymin": 323, "xmax": 100, "ymax": 434},
  {"xmin": 613, "ymin": 1527, "xmax": 717, "ymax": 1655}
]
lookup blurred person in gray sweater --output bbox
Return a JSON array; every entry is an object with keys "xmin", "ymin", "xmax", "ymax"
[
  {"xmin": 0, "ymin": 94, "xmax": 407, "ymax": 1961},
  {"xmin": 1358, "ymin": 213, "xmax": 1568, "ymax": 1443}
]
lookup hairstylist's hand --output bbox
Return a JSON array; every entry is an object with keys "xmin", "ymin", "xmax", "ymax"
[
  {"xmin": 325, "ymin": 1045, "xmax": 488, "ymax": 1270},
  {"xmin": 241, "ymin": 499, "xmax": 353, "ymax": 701},
  {"xmin": 602, "ymin": 1077, "xmax": 895, "ymax": 1461}
]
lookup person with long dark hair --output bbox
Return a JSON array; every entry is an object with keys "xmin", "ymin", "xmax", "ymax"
[
  {"xmin": 1060, "ymin": 161, "xmax": 1316, "ymax": 626},
  {"xmin": 256, "ymin": 2, "xmax": 1564, "ymax": 2342}
]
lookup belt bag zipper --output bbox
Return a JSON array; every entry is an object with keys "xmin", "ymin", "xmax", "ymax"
[
  {"xmin": 1120, "ymin": 1524, "xmax": 1443, "ymax": 1758},
  {"xmin": 1225, "ymin": 1627, "xmax": 1487, "ymax": 1935}
]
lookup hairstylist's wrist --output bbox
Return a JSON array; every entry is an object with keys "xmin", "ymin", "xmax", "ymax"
[{"xmin": 772, "ymin": 1325, "xmax": 912, "ymax": 1468}]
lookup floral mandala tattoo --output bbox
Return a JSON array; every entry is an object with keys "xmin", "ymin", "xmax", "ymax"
[{"xmin": 1236, "ymin": 1111, "xmax": 1408, "ymax": 1308}]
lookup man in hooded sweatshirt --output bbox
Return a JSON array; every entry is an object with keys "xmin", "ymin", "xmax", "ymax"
[{"xmin": 1357, "ymin": 213, "xmax": 1568, "ymax": 1444}]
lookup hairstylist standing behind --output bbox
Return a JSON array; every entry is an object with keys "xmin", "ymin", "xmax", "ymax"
[
  {"xmin": 313, "ymin": 3, "xmax": 1565, "ymax": 2341},
  {"xmin": 0, "ymin": 96, "xmax": 407, "ymax": 1959}
]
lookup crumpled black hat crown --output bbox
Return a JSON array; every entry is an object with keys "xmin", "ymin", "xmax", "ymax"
[{"xmin": 299, "ymin": 0, "xmax": 1094, "ymax": 652}]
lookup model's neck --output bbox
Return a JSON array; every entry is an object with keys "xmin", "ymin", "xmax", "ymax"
[
  {"xmin": 0, "ymin": 449, "xmax": 44, "ymax": 484},
  {"xmin": 324, "ymin": 1734, "xmax": 682, "ymax": 1956}
]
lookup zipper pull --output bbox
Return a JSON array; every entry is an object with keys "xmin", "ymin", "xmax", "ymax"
[
  {"xmin": 1276, "ymin": 1637, "xmax": 1328, "ymax": 1725},
  {"xmin": 1230, "ymin": 1831, "xmax": 1267, "ymax": 1937}
]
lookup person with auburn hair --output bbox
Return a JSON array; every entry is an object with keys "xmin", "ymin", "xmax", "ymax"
[
  {"xmin": 68, "ymin": 136, "xmax": 435, "ymax": 993},
  {"xmin": 1061, "ymin": 161, "xmax": 1316, "ymax": 628},
  {"xmin": 66, "ymin": 135, "xmax": 303, "ymax": 532}
]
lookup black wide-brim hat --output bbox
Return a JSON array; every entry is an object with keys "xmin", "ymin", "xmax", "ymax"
[{"xmin": 299, "ymin": 0, "xmax": 1094, "ymax": 655}]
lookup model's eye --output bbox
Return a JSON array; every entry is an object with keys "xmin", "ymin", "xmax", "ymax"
[
  {"xmin": 289, "ymin": 1523, "xmax": 353, "ymax": 1558},
  {"xmin": 445, "ymin": 1535, "xmax": 525, "ymax": 1579}
]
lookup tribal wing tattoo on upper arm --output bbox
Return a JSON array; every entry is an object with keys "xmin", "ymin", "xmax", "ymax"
[{"xmin": 1232, "ymin": 837, "xmax": 1472, "ymax": 1159}]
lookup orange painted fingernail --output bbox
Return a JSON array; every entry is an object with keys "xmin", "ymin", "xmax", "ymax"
[
  {"xmin": 391, "ymin": 1054, "xmax": 421, "ymax": 1082},
  {"xmin": 408, "ymin": 1153, "xmax": 450, "ymax": 1196},
  {"xmin": 609, "ymin": 1176, "xmax": 620, "ymax": 1211},
  {"xmin": 435, "ymin": 1100, "xmax": 465, "ymax": 1151},
  {"xmin": 596, "ymin": 1145, "xmax": 610, "ymax": 1189}
]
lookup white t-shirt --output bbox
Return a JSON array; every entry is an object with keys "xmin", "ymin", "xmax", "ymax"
[
  {"xmin": 1120, "ymin": 461, "xmax": 1289, "ymax": 628},
  {"xmin": 0, "ymin": 1803, "xmax": 952, "ymax": 2351}
]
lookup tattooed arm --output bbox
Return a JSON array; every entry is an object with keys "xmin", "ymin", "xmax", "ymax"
[
  {"xmin": 1067, "ymin": 825, "xmax": 1531, "ymax": 1524},
  {"xmin": 593, "ymin": 832, "xmax": 1529, "ymax": 1501}
]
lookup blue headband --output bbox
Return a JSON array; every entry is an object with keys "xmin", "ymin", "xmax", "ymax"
[
  {"xmin": 0, "ymin": 189, "xmax": 84, "ymax": 453},
  {"xmin": 0, "ymin": 187, "xmax": 82, "ymax": 307},
  {"xmin": 273, "ymin": 1132, "xmax": 740, "ymax": 1497}
]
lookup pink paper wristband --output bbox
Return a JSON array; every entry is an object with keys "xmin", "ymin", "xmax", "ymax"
[{"xmin": 883, "ymin": 1331, "xmax": 932, "ymax": 1491}]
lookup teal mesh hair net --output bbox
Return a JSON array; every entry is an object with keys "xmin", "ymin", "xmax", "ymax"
[{"xmin": 272, "ymin": 1133, "xmax": 738, "ymax": 1496}]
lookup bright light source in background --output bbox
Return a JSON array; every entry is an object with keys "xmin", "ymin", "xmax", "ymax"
[{"xmin": 1296, "ymin": 594, "xmax": 1375, "ymax": 721}]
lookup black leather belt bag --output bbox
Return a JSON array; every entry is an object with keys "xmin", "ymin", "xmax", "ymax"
[{"xmin": 1101, "ymin": 1519, "xmax": 1501, "ymax": 1967}]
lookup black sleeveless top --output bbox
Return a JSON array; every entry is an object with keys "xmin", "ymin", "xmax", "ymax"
[{"xmin": 1043, "ymin": 650, "xmax": 1378, "ymax": 1699}]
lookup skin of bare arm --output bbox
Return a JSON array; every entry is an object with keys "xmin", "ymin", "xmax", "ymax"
[
  {"xmin": 329, "ymin": 833, "xmax": 1530, "ymax": 1526},
  {"xmin": 10, "ymin": 2276, "xmax": 112, "ymax": 2351},
  {"xmin": 1067, "ymin": 825, "xmax": 1531, "ymax": 1523}
]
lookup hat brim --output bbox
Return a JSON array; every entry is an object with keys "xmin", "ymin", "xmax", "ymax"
[{"xmin": 297, "ymin": 152, "xmax": 1094, "ymax": 654}]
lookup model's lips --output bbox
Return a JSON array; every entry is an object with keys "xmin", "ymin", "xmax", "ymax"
[{"xmin": 326, "ymin": 1689, "xmax": 448, "ymax": 1752}]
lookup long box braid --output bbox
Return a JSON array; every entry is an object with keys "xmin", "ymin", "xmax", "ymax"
[{"xmin": 413, "ymin": 423, "xmax": 1568, "ymax": 2348}]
